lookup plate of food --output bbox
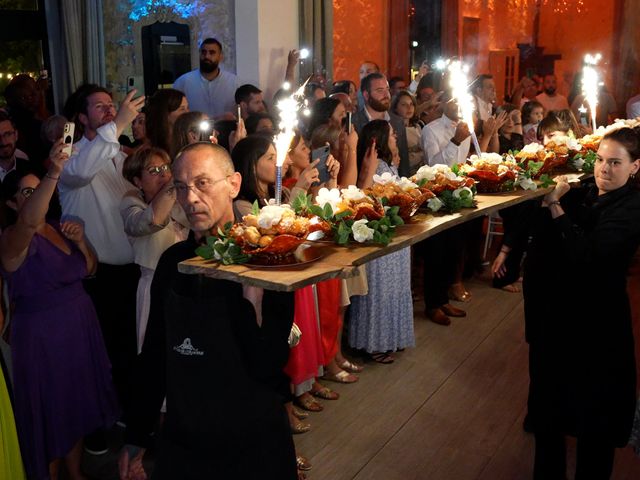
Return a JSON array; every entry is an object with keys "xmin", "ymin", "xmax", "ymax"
[
  {"xmin": 365, "ymin": 172, "xmax": 435, "ymax": 220},
  {"xmin": 459, "ymin": 153, "xmax": 520, "ymax": 193}
]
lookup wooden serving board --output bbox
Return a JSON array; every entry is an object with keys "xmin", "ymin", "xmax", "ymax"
[{"xmin": 177, "ymin": 184, "xmax": 563, "ymax": 291}]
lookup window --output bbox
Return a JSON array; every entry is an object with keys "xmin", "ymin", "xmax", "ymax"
[{"xmin": 0, "ymin": 0, "xmax": 49, "ymax": 108}]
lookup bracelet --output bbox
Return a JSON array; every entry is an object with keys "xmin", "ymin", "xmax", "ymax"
[
  {"xmin": 547, "ymin": 200, "xmax": 561, "ymax": 207},
  {"xmin": 45, "ymin": 173, "xmax": 60, "ymax": 180}
]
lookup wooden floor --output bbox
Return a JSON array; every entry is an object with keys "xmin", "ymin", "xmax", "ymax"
[
  {"xmin": 294, "ymin": 278, "xmax": 640, "ymax": 480},
  {"xmin": 78, "ymin": 275, "xmax": 640, "ymax": 479}
]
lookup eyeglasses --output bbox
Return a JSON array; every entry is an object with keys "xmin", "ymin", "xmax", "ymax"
[
  {"xmin": 174, "ymin": 175, "xmax": 230, "ymax": 196},
  {"xmin": 20, "ymin": 187, "xmax": 35, "ymax": 198},
  {"xmin": 1, "ymin": 130, "xmax": 17, "ymax": 141},
  {"xmin": 146, "ymin": 164, "xmax": 171, "ymax": 176}
]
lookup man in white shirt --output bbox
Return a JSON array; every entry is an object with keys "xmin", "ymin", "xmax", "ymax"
[
  {"xmin": 536, "ymin": 74, "xmax": 570, "ymax": 113},
  {"xmin": 472, "ymin": 74, "xmax": 496, "ymax": 122},
  {"xmin": 173, "ymin": 38, "xmax": 239, "ymax": 120},
  {"xmin": 421, "ymin": 98, "xmax": 471, "ymax": 167},
  {"xmin": 58, "ymin": 85, "xmax": 145, "ymax": 420}
]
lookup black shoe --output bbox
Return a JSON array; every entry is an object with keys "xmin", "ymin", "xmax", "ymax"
[{"xmin": 84, "ymin": 430, "xmax": 108, "ymax": 455}]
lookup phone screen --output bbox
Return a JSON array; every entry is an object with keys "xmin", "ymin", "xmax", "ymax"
[{"xmin": 311, "ymin": 145, "xmax": 331, "ymax": 185}]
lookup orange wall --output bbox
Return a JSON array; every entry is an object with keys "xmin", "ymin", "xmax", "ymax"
[
  {"xmin": 460, "ymin": 0, "xmax": 536, "ymax": 75},
  {"xmin": 538, "ymin": 1, "xmax": 615, "ymax": 93},
  {"xmin": 332, "ymin": 0, "xmax": 389, "ymax": 84},
  {"xmin": 458, "ymin": 0, "xmax": 615, "ymax": 90}
]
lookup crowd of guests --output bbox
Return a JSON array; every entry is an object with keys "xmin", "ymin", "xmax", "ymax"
[{"xmin": 0, "ymin": 36, "xmax": 639, "ymax": 480}]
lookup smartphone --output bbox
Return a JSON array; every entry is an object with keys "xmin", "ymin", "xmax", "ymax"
[
  {"xmin": 62, "ymin": 122, "xmax": 75, "ymax": 156},
  {"xmin": 345, "ymin": 111, "xmax": 352, "ymax": 134},
  {"xmin": 311, "ymin": 145, "xmax": 331, "ymax": 185},
  {"xmin": 198, "ymin": 120, "xmax": 216, "ymax": 142}
]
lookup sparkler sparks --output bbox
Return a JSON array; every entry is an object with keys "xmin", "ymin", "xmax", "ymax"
[
  {"xmin": 447, "ymin": 60, "xmax": 482, "ymax": 154},
  {"xmin": 582, "ymin": 53, "xmax": 602, "ymax": 132},
  {"xmin": 273, "ymin": 79, "xmax": 309, "ymax": 204}
]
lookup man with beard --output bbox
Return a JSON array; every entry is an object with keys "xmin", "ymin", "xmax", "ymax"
[
  {"xmin": 471, "ymin": 74, "xmax": 496, "ymax": 122},
  {"xmin": 353, "ymin": 72, "xmax": 410, "ymax": 176},
  {"xmin": 0, "ymin": 112, "xmax": 35, "ymax": 197},
  {"xmin": 235, "ymin": 84, "xmax": 267, "ymax": 120},
  {"xmin": 536, "ymin": 74, "xmax": 569, "ymax": 114},
  {"xmin": 58, "ymin": 86, "xmax": 145, "ymax": 450},
  {"xmin": 173, "ymin": 38, "xmax": 240, "ymax": 120}
]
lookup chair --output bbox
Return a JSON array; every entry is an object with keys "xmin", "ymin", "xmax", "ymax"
[{"xmin": 483, "ymin": 212, "xmax": 504, "ymax": 260}]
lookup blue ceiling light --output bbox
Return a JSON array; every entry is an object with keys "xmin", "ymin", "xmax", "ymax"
[{"xmin": 128, "ymin": 0, "xmax": 205, "ymax": 21}]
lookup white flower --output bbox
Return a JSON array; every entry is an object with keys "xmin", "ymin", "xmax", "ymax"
[
  {"xmin": 397, "ymin": 176, "xmax": 418, "ymax": 191},
  {"xmin": 551, "ymin": 134, "xmax": 582, "ymax": 151},
  {"xmin": 315, "ymin": 187, "xmax": 341, "ymax": 212},
  {"xmin": 351, "ymin": 219, "xmax": 375, "ymax": 243},
  {"xmin": 572, "ymin": 156, "xmax": 585, "ymax": 171},
  {"xmin": 257, "ymin": 204, "xmax": 288, "ymax": 229},
  {"xmin": 469, "ymin": 152, "xmax": 503, "ymax": 165},
  {"xmin": 414, "ymin": 165, "xmax": 436, "ymax": 182},
  {"xmin": 433, "ymin": 164, "xmax": 459, "ymax": 180},
  {"xmin": 517, "ymin": 176, "xmax": 537, "ymax": 191},
  {"xmin": 426, "ymin": 197, "xmax": 444, "ymax": 212},
  {"xmin": 521, "ymin": 143, "xmax": 545, "ymax": 154},
  {"xmin": 340, "ymin": 185, "xmax": 367, "ymax": 202},
  {"xmin": 373, "ymin": 171, "xmax": 397, "ymax": 184},
  {"xmin": 453, "ymin": 186, "xmax": 473, "ymax": 199}
]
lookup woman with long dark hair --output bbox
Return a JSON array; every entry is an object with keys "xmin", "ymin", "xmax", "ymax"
[
  {"xmin": 350, "ymin": 119, "xmax": 414, "ymax": 363},
  {"xmin": 145, "ymin": 88, "xmax": 188, "ymax": 155},
  {"xmin": 522, "ymin": 126, "xmax": 640, "ymax": 478}
]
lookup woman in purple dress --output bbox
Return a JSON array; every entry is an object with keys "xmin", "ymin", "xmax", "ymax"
[{"xmin": 0, "ymin": 139, "xmax": 118, "ymax": 479}]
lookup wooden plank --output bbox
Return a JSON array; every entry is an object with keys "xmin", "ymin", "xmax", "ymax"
[{"xmin": 178, "ymin": 186, "xmax": 555, "ymax": 290}]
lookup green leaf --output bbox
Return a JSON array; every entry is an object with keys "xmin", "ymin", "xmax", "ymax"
[
  {"xmin": 195, "ymin": 245, "xmax": 214, "ymax": 259},
  {"xmin": 417, "ymin": 178, "xmax": 428, "ymax": 188},
  {"xmin": 451, "ymin": 164, "xmax": 460, "ymax": 175},
  {"xmin": 335, "ymin": 209, "xmax": 351, "ymax": 220},
  {"xmin": 309, "ymin": 205, "xmax": 324, "ymax": 217},
  {"xmin": 323, "ymin": 202, "xmax": 334, "ymax": 219},
  {"xmin": 527, "ymin": 161, "xmax": 544, "ymax": 177},
  {"xmin": 538, "ymin": 174, "xmax": 556, "ymax": 188}
]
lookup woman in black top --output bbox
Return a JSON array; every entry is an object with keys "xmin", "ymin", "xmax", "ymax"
[{"xmin": 523, "ymin": 126, "xmax": 640, "ymax": 479}]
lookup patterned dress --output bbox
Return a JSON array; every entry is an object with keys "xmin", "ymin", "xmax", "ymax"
[{"xmin": 348, "ymin": 161, "xmax": 415, "ymax": 352}]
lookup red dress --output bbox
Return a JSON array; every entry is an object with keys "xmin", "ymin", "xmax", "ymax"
[{"xmin": 284, "ymin": 286, "xmax": 324, "ymax": 388}]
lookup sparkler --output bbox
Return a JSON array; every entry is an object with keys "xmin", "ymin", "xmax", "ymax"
[
  {"xmin": 582, "ymin": 53, "xmax": 602, "ymax": 132},
  {"xmin": 447, "ymin": 60, "xmax": 482, "ymax": 154},
  {"xmin": 273, "ymin": 78, "xmax": 309, "ymax": 205}
]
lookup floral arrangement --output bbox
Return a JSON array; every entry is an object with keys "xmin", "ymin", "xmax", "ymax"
[
  {"xmin": 458, "ymin": 153, "xmax": 521, "ymax": 193},
  {"xmin": 412, "ymin": 164, "xmax": 476, "ymax": 213},
  {"xmin": 294, "ymin": 189, "xmax": 404, "ymax": 246},
  {"xmin": 364, "ymin": 172, "xmax": 435, "ymax": 220}
]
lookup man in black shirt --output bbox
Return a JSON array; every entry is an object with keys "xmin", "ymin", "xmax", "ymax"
[{"xmin": 119, "ymin": 143, "xmax": 297, "ymax": 479}]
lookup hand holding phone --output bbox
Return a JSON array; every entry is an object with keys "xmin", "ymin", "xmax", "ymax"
[
  {"xmin": 62, "ymin": 122, "xmax": 75, "ymax": 156},
  {"xmin": 310, "ymin": 145, "xmax": 331, "ymax": 186}
]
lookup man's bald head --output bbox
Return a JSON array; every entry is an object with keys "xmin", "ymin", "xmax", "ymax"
[{"xmin": 174, "ymin": 142, "xmax": 235, "ymax": 175}]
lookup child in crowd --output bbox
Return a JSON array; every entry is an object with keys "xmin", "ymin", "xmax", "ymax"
[{"xmin": 521, "ymin": 100, "xmax": 544, "ymax": 145}]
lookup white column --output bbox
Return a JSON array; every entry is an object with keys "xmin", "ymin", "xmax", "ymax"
[{"xmin": 235, "ymin": 0, "xmax": 300, "ymax": 106}]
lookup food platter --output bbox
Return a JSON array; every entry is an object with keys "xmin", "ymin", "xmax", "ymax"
[{"xmin": 244, "ymin": 244, "xmax": 325, "ymax": 268}]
